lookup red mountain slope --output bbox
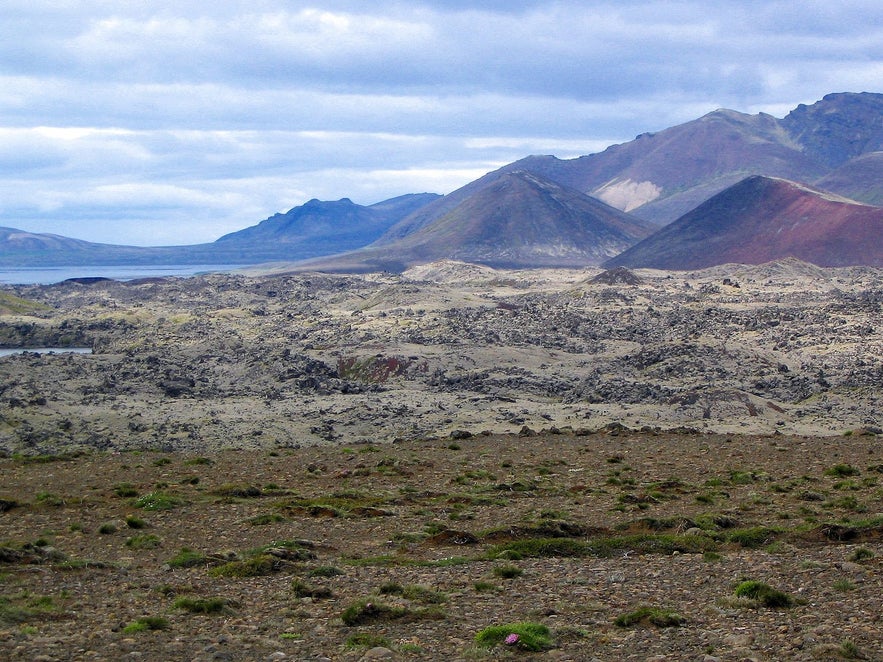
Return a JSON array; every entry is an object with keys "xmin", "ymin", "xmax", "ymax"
[{"xmin": 605, "ymin": 176, "xmax": 883, "ymax": 269}]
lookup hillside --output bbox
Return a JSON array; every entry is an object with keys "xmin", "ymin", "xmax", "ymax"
[
  {"xmin": 605, "ymin": 176, "xmax": 883, "ymax": 269},
  {"xmin": 288, "ymin": 171, "xmax": 656, "ymax": 272},
  {"xmin": 496, "ymin": 92, "xmax": 883, "ymax": 225}
]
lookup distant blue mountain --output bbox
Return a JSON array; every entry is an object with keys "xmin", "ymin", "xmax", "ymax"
[{"xmin": 0, "ymin": 193, "xmax": 440, "ymax": 267}]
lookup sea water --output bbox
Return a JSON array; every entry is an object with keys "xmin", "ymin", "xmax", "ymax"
[{"xmin": 0, "ymin": 264, "xmax": 245, "ymax": 285}]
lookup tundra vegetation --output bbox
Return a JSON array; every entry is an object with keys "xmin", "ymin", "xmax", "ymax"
[
  {"xmin": 0, "ymin": 264, "xmax": 881, "ymax": 658},
  {"xmin": 0, "ymin": 431, "xmax": 881, "ymax": 659}
]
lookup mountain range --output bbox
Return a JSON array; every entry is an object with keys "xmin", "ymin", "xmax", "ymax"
[{"xmin": 1, "ymin": 92, "xmax": 880, "ymax": 271}]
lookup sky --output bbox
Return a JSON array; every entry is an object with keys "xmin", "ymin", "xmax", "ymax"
[{"xmin": 1, "ymin": 1, "xmax": 881, "ymax": 246}]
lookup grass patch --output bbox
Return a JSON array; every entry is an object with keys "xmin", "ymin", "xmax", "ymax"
[
  {"xmin": 183, "ymin": 457, "xmax": 212, "ymax": 466},
  {"xmin": 824, "ymin": 464, "xmax": 860, "ymax": 478},
  {"xmin": 125, "ymin": 516, "xmax": 147, "ymax": 529},
  {"xmin": 210, "ymin": 483, "xmax": 262, "ymax": 498},
  {"xmin": 122, "ymin": 616, "xmax": 169, "ymax": 633},
  {"xmin": 0, "ymin": 593, "xmax": 61, "ymax": 624},
  {"xmin": 849, "ymin": 547, "xmax": 875, "ymax": 562},
  {"xmin": 614, "ymin": 606, "xmax": 685, "ymax": 627},
  {"xmin": 172, "ymin": 596, "xmax": 230, "ymax": 614},
  {"xmin": 126, "ymin": 534, "xmax": 161, "ymax": 550},
  {"xmin": 132, "ymin": 492, "xmax": 184, "ymax": 511},
  {"xmin": 166, "ymin": 548, "xmax": 209, "ymax": 568},
  {"xmin": 340, "ymin": 598, "xmax": 444, "ymax": 626},
  {"xmin": 113, "ymin": 483, "xmax": 139, "ymax": 498},
  {"xmin": 309, "ymin": 565, "xmax": 344, "ymax": 577},
  {"xmin": 377, "ymin": 583, "xmax": 447, "ymax": 604},
  {"xmin": 345, "ymin": 633, "xmax": 390, "ymax": 649},
  {"xmin": 733, "ymin": 580, "xmax": 795, "ymax": 608},
  {"xmin": 475, "ymin": 622, "xmax": 553, "ymax": 651},
  {"xmin": 247, "ymin": 513, "xmax": 285, "ymax": 526},
  {"xmin": 291, "ymin": 578, "xmax": 333, "ymax": 599},
  {"xmin": 209, "ymin": 554, "xmax": 282, "ymax": 578},
  {"xmin": 493, "ymin": 564, "xmax": 523, "ymax": 579},
  {"xmin": 727, "ymin": 526, "xmax": 779, "ymax": 549},
  {"xmin": 489, "ymin": 533, "xmax": 717, "ymax": 560}
]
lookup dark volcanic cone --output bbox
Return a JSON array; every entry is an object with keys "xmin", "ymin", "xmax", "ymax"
[{"xmin": 294, "ymin": 171, "xmax": 655, "ymax": 272}]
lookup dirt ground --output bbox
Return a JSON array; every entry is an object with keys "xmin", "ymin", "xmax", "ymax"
[{"xmin": 1, "ymin": 430, "xmax": 881, "ymax": 661}]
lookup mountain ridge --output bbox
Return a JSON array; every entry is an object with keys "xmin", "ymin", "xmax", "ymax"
[
  {"xmin": 604, "ymin": 175, "xmax": 883, "ymax": 269},
  {"xmin": 0, "ymin": 92, "xmax": 880, "ymax": 271}
]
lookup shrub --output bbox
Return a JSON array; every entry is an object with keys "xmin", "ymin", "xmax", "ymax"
[
  {"xmin": 614, "ymin": 606, "xmax": 685, "ymax": 627},
  {"xmin": 98, "ymin": 522, "xmax": 117, "ymax": 535},
  {"xmin": 849, "ymin": 547, "xmax": 875, "ymax": 562},
  {"xmin": 173, "ymin": 597, "xmax": 229, "ymax": 614},
  {"xmin": 824, "ymin": 464, "xmax": 859, "ymax": 478},
  {"xmin": 734, "ymin": 580, "xmax": 794, "ymax": 608},
  {"xmin": 122, "ymin": 616, "xmax": 168, "ymax": 633},
  {"xmin": 113, "ymin": 483, "xmax": 139, "ymax": 498},
  {"xmin": 125, "ymin": 516, "xmax": 147, "ymax": 529},
  {"xmin": 493, "ymin": 564, "xmax": 523, "ymax": 579},
  {"xmin": 475, "ymin": 622, "xmax": 553, "ymax": 651}
]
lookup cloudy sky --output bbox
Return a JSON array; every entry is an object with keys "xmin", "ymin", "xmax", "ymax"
[{"xmin": 2, "ymin": 1, "xmax": 880, "ymax": 246}]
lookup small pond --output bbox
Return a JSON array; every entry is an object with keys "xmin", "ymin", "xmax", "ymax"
[{"xmin": 0, "ymin": 347, "xmax": 93, "ymax": 357}]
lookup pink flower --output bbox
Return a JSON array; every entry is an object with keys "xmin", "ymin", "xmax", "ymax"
[{"xmin": 505, "ymin": 633, "xmax": 520, "ymax": 645}]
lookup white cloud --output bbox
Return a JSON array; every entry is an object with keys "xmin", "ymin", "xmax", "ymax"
[{"xmin": 0, "ymin": 0, "xmax": 879, "ymax": 244}]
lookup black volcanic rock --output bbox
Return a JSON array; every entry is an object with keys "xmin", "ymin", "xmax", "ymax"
[
  {"xmin": 295, "ymin": 171, "xmax": 656, "ymax": 271},
  {"xmin": 605, "ymin": 176, "xmax": 883, "ymax": 269}
]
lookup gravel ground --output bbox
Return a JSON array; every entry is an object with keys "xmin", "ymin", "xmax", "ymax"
[{"xmin": 1, "ymin": 430, "xmax": 881, "ymax": 661}]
